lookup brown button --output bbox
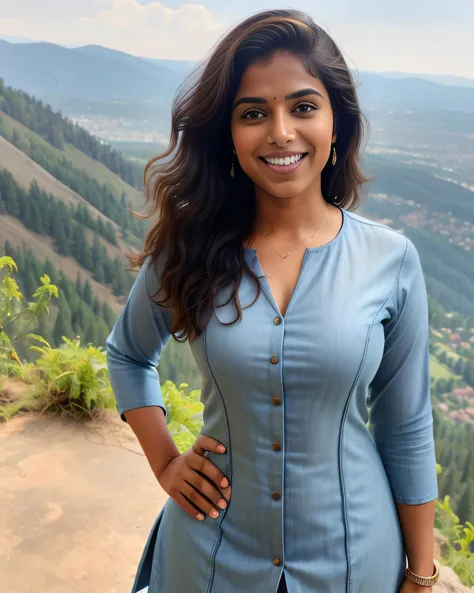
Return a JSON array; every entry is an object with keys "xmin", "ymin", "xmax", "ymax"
[
  {"xmin": 270, "ymin": 356, "xmax": 279, "ymax": 364},
  {"xmin": 272, "ymin": 442, "xmax": 281, "ymax": 451},
  {"xmin": 273, "ymin": 317, "xmax": 282, "ymax": 325},
  {"xmin": 273, "ymin": 558, "xmax": 282, "ymax": 567},
  {"xmin": 272, "ymin": 397, "xmax": 282, "ymax": 406},
  {"xmin": 272, "ymin": 491, "xmax": 281, "ymax": 501}
]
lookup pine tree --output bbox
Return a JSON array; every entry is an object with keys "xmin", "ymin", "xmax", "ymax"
[
  {"xmin": 101, "ymin": 302, "xmax": 116, "ymax": 328},
  {"xmin": 75, "ymin": 273, "xmax": 83, "ymax": 300},
  {"xmin": 23, "ymin": 268, "xmax": 38, "ymax": 299},
  {"xmin": 55, "ymin": 223, "xmax": 71, "ymax": 256},
  {"xmin": 85, "ymin": 318, "xmax": 100, "ymax": 346},
  {"xmin": 462, "ymin": 448, "xmax": 474, "ymax": 484},
  {"xmin": 83, "ymin": 280, "xmax": 93, "ymax": 306},
  {"xmin": 52, "ymin": 295, "xmax": 74, "ymax": 346},
  {"xmin": 92, "ymin": 296, "xmax": 101, "ymax": 316},
  {"xmin": 83, "ymin": 243, "xmax": 94, "ymax": 271},
  {"xmin": 96, "ymin": 318, "xmax": 111, "ymax": 347}
]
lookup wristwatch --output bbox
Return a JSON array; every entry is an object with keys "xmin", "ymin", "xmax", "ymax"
[{"xmin": 405, "ymin": 560, "xmax": 440, "ymax": 587}]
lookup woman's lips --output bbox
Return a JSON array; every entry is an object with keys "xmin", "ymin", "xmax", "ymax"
[{"xmin": 260, "ymin": 153, "xmax": 308, "ymax": 175}]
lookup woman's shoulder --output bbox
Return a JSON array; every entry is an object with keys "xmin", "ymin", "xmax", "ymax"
[{"xmin": 343, "ymin": 208, "xmax": 414, "ymax": 256}]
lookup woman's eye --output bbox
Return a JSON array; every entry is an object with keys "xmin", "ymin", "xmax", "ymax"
[
  {"xmin": 294, "ymin": 103, "xmax": 317, "ymax": 114},
  {"xmin": 242, "ymin": 109, "xmax": 265, "ymax": 120}
]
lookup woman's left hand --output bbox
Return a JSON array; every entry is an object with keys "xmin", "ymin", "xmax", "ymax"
[{"xmin": 399, "ymin": 579, "xmax": 432, "ymax": 593}]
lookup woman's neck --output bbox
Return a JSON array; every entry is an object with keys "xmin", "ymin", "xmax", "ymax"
[{"xmin": 253, "ymin": 187, "xmax": 330, "ymax": 242}]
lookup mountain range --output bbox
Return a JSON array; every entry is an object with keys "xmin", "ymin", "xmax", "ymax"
[{"xmin": 2, "ymin": 39, "xmax": 474, "ymax": 133}]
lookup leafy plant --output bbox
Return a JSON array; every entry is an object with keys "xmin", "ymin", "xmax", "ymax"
[
  {"xmin": 26, "ymin": 335, "xmax": 115, "ymax": 419},
  {"xmin": 162, "ymin": 381, "xmax": 204, "ymax": 453},
  {"xmin": 435, "ymin": 465, "xmax": 474, "ymax": 587},
  {"xmin": 0, "ymin": 255, "xmax": 57, "ymax": 373}
]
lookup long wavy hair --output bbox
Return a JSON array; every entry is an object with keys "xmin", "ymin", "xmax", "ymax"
[{"xmin": 128, "ymin": 9, "xmax": 369, "ymax": 342}]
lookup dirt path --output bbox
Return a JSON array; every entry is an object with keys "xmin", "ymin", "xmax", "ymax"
[{"xmin": 0, "ymin": 413, "xmax": 168, "ymax": 593}]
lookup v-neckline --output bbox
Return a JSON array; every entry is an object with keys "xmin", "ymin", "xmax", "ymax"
[{"xmin": 253, "ymin": 248, "xmax": 309, "ymax": 320}]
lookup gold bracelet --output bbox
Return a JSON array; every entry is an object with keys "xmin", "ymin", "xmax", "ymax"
[{"xmin": 404, "ymin": 560, "xmax": 440, "ymax": 587}]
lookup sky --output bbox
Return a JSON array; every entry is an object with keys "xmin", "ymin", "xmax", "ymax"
[{"xmin": 1, "ymin": 0, "xmax": 474, "ymax": 77}]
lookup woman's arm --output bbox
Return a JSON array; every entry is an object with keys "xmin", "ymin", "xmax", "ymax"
[
  {"xmin": 396, "ymin": 500, "xmax": 436, "ymax": 575},
  {"xmin": 106, "ymin": 254, "xmax": 172, "ymax": 422},
  {"xmin": 368, "ymin": 237, "xmax": 438, "ymax": 572},
  {"xmin": 105, "ymin": 254, "xmax": 231, "ymax": 520}
]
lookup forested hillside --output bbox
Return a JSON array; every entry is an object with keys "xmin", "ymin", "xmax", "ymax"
[
  {"xmin": 0, "ymin": 81, "xmax": 201, "ymax": 387},
  {"xmin": 0, "ymin": 79, "xmax": 143, "ymax": 187}
]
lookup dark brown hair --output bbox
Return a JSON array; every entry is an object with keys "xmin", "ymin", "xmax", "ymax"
[{"xmin": 129, "ymin": 9, "xmax": 369, "ymax": 342}]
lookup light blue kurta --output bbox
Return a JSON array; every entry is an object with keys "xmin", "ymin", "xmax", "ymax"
[{"xmin": 106, "ymin": 208, "xmax": 438, "ymax": 593}]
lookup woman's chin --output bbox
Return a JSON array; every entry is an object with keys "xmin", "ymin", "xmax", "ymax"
[{"xmin": 257, "ymin": 179, "xmax": 311, "ymax": 200}]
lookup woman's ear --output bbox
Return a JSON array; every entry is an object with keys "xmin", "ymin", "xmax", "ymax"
[{"xmin": 332, "ymin": 132, "xmax": 337, "ymax": 144}]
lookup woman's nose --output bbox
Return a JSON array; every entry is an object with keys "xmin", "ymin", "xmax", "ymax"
[{"xmin": 267, "ymin": 112, "xmax": 296, "ymax": 146}]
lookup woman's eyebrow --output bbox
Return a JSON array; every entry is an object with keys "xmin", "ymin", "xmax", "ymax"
[{"xmin": 232, "ymin": 87, "xmax": 323, "ymax": 110}]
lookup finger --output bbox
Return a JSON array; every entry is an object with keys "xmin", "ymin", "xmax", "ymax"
[
  {"xmin": 174, "ymin": 491, "xmax": 207, "ymax": 521},
  {"xmin": 194, "ymin": 435, "xmax": 226, "ymax": 456},
  {"xmin": 189, "ymin": 455, "xmax": 230, "ymax": 491},
  {"xmin": 181, "ymin": 482, "xmax": 220, "ymax": 519},
  {"xmin": 187, "ymin": 471, "xmax": 228, "ymax": 509}
]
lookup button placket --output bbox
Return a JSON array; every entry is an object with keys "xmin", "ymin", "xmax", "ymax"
[{"xmin": 269, "ymin": 313, "xmax": 285, "ymax": 568}]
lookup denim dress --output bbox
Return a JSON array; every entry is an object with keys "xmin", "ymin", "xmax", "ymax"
[{"xmin": 106, "ymin": 209, "xmax": 438, "ymax": 593}]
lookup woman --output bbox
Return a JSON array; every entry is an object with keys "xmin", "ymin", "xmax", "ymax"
[{"xmin": 106, "ymin": 9, "xmax": 439, "ymax": 593}]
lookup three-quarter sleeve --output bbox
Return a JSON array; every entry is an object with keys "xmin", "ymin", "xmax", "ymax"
[
  {"xmin": 106, "ymin": 254, "xmax": 172, "ymax": 421},
  {"xmin": 368, "ymin": 238, "xmax": 438, "ymax": 505}
]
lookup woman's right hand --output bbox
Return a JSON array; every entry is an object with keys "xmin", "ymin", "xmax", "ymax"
[{"xmin": 157, "ymin": 435, "xmax": 231, "ymax": 521}]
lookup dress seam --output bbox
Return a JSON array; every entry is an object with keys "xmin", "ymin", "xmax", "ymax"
[
  {"xmin": 203, "ymin": 329, "xmax": 233, "ymax": 593},
  {"xmin": 339, "ymin": 328, "xmax": 371, "ymax": 593},
  {"xmin": 340, "ymin": 251, "xmax": 406, "ymax": 593}
]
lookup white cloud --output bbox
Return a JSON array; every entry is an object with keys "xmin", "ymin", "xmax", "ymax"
[
  {"xmin": 1, "ymin": 0, "xmax": 474, "ymax": 76},
  {"xmin": 327, "ymin": 21, "xmax": 474, "ymax": 78},
  {"xmin": 0, "ymin": 0, "xmax": 225, "ymax": 60}
]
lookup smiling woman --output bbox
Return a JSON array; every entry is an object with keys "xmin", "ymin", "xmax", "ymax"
[{"xmin": 106, "ymin": 8, "xmax": 439, "ymax": 593}]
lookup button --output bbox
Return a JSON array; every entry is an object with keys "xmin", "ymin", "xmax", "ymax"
[
  {"xmin": 272, "ymin": 491, "xmax": 281, "ymax": 501},
  {"xmin": 273, "ymin": 316, "xmax": 282, "ymax": 325},
  {"xmin": 272, "ymin": 397, "xmax": 282, "ymax": 406},
  {"xmin": 272, "ymin": 442, "xmax": 281, "ymax": 451},
  {"xmin": 270, "ymin": 356, "xmax": 279, "ymax": 364},
  {"xmin": 273, "ymin": 558, "xmax": 282, "ymax": 567}
]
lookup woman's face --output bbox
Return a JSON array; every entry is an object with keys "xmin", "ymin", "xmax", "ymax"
[{"xmin": 231, "ymin": 51, "xmax": 336, "ymax": 199}]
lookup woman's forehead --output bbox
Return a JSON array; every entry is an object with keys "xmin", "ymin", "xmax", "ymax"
[{"xmin": 235, "ymin": 54, "xmax": 326, "ymax": 99}]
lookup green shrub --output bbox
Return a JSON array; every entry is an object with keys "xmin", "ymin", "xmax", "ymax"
[
  {"xmin": 435, "ymin": 465, "xmax": 474, "ymax": 587},
  {"xmin": 0, "ymin": 255, "xmax": 57, "ymax": 373},
  {"xmin": 162, "ymin": 380, "xmax": 204, "ymax": 453},
  {"xmin": 25, "ymin": 335, "xmax": 115, "ymax": 419}
]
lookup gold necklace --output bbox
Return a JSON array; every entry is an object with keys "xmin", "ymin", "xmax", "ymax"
[
  {"xmin": 256, "ymin": 206, "xmax": 329, "ymax": 279},
  {"xmin": 257, "ymin": 206, "xmax": 329, "ymax": 259}
]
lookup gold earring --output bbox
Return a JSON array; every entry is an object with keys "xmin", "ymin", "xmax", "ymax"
[
  {"xmin": 332, "ymin": 145, "xmax": 337, "ymax": 166},
  {"xmin": 230, "ymin": 150, "xmax": 235, "ymax": 178}
]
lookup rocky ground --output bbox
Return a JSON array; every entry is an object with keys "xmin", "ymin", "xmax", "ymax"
[{"xmin": 0, "ymin": 413, "xmax": 472, "ymax": 592}]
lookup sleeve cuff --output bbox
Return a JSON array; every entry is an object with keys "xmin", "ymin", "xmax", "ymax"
[{"xmin": 394, "ymin": 492, "xmax": 438, "ymax": 505}]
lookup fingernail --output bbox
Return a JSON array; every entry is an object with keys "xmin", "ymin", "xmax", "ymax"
[
  {"xmin": 217, "ymin": 499, "xmax": 227, "ymax": 509},
  {"xmin": 210, "ymin": 510, "xmax": 219, "ymax": 519},
  {"xmin": 217, "ymin": 445, "xmax": 226, "ymax": 453},
  {"xmin": 220, "ymin": 478, "xmax": 229, "ymax": 488},
  {"xmin": 197, "ymin": 514, "xmax": 205, "ymax": 521}
]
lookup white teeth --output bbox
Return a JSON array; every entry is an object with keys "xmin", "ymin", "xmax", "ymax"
[{"xmin": 264, "ymin": 154, "xmax": 304, "ymax": 166}]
